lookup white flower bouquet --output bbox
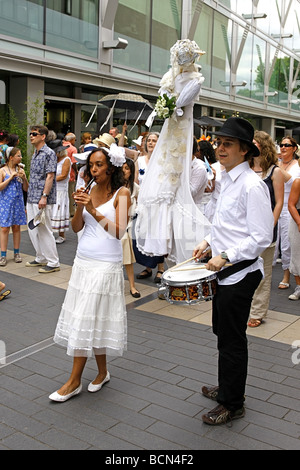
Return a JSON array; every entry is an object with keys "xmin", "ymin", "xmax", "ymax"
[{"xmin": 154, "ymin": 94, "xmax": 176, "ymax": 120}]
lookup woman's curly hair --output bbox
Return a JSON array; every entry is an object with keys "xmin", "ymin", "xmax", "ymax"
[{"xmin": 250, "ymin": 130, "xmax": 278, "ymax": 172}]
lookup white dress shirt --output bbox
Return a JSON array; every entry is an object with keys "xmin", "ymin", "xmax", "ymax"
[
  {"xmin": 190, "ymin": 158, "xmax": 208, "ymax": 205},
  {"xmin": 205, "ymin": 161, "xmax": 274, "ymax": 285}
]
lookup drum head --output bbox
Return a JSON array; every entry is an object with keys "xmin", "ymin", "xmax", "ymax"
[{"xmin": 163, "ymin": 263, "xmax": 215, "ymax": 283}]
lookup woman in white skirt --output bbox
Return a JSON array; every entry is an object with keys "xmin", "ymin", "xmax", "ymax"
[
  {"xmin": 288, "ymin": 171, "xmax": 300, "ymax": 300},
  {"xmin": 49, "ymin": 144, "xmax": 131, "ymax": 402},
  {"xmin": 51, "ymin": 143, "xmax": 71, "ymax": 243}
]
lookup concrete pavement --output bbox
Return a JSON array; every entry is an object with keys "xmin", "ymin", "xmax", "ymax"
[{"xmin": 0, "ymin": 227, "xmax": 300, "ymax": 450}]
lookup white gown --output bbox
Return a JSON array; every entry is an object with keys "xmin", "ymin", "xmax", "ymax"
[{"xmin": 135, "ymin": 70, "xmax": 211, "ymax": 264}]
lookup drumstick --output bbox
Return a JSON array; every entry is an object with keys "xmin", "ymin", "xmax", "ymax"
[
  {"xmin": 169, "ymin": 256, "xmax": 197, "ymax": 271},
  {"xmin": 172, "ymin": 264, "xmax": 233, "ymax": 272}
]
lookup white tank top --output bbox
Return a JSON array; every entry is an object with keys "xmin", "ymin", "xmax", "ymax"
[
  {"xmin": 56, "ymin": 156, "xmax": 71, "ymax": 191},
  {"xmin": 77, "ymin": 187, "xmax": 122, "ymax": 262}
]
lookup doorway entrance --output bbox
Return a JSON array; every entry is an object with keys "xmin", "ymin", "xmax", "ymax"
[{"xmin": 45, "ymin": 101, "xmax": 73, "ymax": 136}]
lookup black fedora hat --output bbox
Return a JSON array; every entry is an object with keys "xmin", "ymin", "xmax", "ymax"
[
  {"xmin": 47, "ymin": 139, "xmax": 69, "ymax": 154},
  {"xmin": 214, "ymin": 117, "xmax": 260, "ymax": 157}
]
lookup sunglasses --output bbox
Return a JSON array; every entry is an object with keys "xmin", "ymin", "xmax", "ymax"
[
  {"xmin": 215, "ymin": 140, "xmax": 235, "ymax": 148},
  {"xmin": 280, "ymin": 143, "xmax": 294, "ymax": 148},
  {"xmin": 29, "ymin": 132, "xmax": 43, "ymax": 137}
]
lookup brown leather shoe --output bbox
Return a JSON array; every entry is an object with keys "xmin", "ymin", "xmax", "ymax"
[
  {"xmin": 202, "ymin": 385, "xmax": 219, "ymax": 401},
  {"xmin": 202, "ymin": 404, "xmax": 245, "ymax": 425}
]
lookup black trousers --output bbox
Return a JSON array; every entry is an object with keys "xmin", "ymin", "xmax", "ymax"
[{"xmin": 212, "ymin": 270, "xmax": 262, "ymax": 411}]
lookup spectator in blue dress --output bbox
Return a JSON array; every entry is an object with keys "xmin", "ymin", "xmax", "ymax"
[{"xmin": 0, "ymin": 147, "xmax": 28, "ymax": 266}]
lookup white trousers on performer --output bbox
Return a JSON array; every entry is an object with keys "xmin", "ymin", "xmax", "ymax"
[{"xmin": 27, "ymin": 203, "xmax": 60, "ymax": 268}]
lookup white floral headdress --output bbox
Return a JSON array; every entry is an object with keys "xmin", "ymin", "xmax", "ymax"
[
  {"xmin": 106, "ymin": 143, "xmax": 126, "ymax": 167},
  {"xmin": 170, "ymin": 39, "xmax": 205, "ymax": 67},
  {"xmin": 159, "ymin": 39, "xmax": 205, "ymax": 96}
]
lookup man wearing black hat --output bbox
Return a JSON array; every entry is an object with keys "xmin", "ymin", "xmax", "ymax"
[{"xmin": 193, "ymin": 117, "xmax": 274, "ymax": 425}]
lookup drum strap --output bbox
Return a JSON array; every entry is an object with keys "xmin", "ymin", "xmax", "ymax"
[{"xmin": 217, "ymin": 258, "xmax": 258, "ymax": 281}]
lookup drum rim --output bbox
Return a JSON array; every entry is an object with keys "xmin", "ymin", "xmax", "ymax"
[{"xmin": 162, "ymin": 272, "xmax": 217, "ymax": 286}]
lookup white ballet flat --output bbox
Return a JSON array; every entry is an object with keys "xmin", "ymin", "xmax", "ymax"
[
  {"xmin": 49, "ymin": 384, "xmax": 82, "ymax": 402},
  {"xmin": 88, "ymin": 371, "xmax": 110, "ymax": 393}
]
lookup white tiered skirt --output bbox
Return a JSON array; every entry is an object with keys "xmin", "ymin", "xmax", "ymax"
[
  {"xmin": 53, "ymin": 256, "xmax": 127, "ymax": 357},
  {"xmin": 51, "ymin": 189, "xmax": 70, "ymax": 233}
]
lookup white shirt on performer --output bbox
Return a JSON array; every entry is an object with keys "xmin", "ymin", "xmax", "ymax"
[{"xmin": 205, "ymin": 161, "xmax": 274, "ymax": 285}]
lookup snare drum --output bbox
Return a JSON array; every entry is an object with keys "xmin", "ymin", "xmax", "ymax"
[{"xmin": 159, "ymin": 264, "xmax": 217, "ymax": 304}]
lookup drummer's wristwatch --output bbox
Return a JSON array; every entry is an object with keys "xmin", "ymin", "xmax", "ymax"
[{"xmin": 221, "ymin": 251, "xmax": 230, "ymax": 262}]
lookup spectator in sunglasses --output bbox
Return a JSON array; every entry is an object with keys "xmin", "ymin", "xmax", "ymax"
[
  {"xmin": 25, "ymin": 125, "xmax": 60, "ymax": 273},
  {"xmin": 274, "ymin": 136, "xmax": 300, "ymax": 289}
]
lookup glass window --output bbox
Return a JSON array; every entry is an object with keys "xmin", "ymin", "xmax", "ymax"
[
  {"xmin": 211, "ymin": 11, "xmax": 232, "ymax": 92},
  {"xmin": 45, "ymin": 81, "xmax": 73, "ymax": 98},
  {"xmin": 114, "ymin": 0, "xmax": 151, "ymax": 72},
  {"xmin": 46, "ymin": 0, "xmax": 98, "ymax": 24},
  {"xmin": 268, "ymin": 49, "xmax": 290, "ymax": 107},
  {"xmin": 0, "ymin": 0, "xmax": 44, "ymax": 44},
  {"xmin": 291, "ymin": 0, "xmax": 300, "ymax": 50},
  {"xmin": 0, "ymin": 0, "xmax": 99, "ymax": 58},
  {"xmin": 262, "ymin": 0, "xmax": 284, "ymax": 37},
  {"xmin": 193, "ymin": 2, "xmax": 213, "ymax": 87},
  {"xmin": 235, "ymin": 26, "xmax": 253, "ymax": 99},
  {"xmin": 150, "ymin": 0, "xmax": 182, "ymax": 75},
  {"xmin": 291, "ymin": 58, "xmax": 300, "ymax": 111},
  {"xmin": 234, "ymin": 0, "xmax": 253, "ymax": 17},
  {"xmin": 81, "ymin": 90, "xmax": 100, "ymax": 102},
  {"xmin": 218, "ymin": 0, "xmax": 235, "ymax": 10},
  {"xmin": 219, "ymin": 0, "xmax": 253, "ymax": 18},
  {"xmin": 114, "ymin": 0, "xmax": 182, "ymax": 75},
  {"xmin": 46, "ymin": 0, "xmax": 99, "ymax": 58},
  {"xmin": 282, "ymin": 0, "xmax": 300, "ymax": 51},
  {"xmin": 46, "ymin": 103, "xmax": 72, "ymax": 135},
  {"xmin": 252, "ymin": 36, "xmax": 267, "ymax": 101}
]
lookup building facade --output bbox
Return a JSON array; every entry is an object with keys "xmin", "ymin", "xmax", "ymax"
[{"xmin": 0, "ymin": 0, "xmax": 299, "ymax": 146}]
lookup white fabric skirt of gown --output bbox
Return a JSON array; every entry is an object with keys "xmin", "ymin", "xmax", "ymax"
[
  {"xmin": 51, "ymin": 189, "xmax": 70, "ymax": 233},
  {"xmin": 54, "ymin": 256, "xmax": 127, "ymax": 357}
]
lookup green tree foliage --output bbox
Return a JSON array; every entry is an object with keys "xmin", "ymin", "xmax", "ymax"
[{"xmin": 0, "ymin": 94, "xmax": 45, "ymax": 173}]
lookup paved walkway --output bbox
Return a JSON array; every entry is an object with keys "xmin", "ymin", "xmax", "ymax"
[{"xmin": 0, "ymin": 227, "xmax": 300, "ymax": 450}]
